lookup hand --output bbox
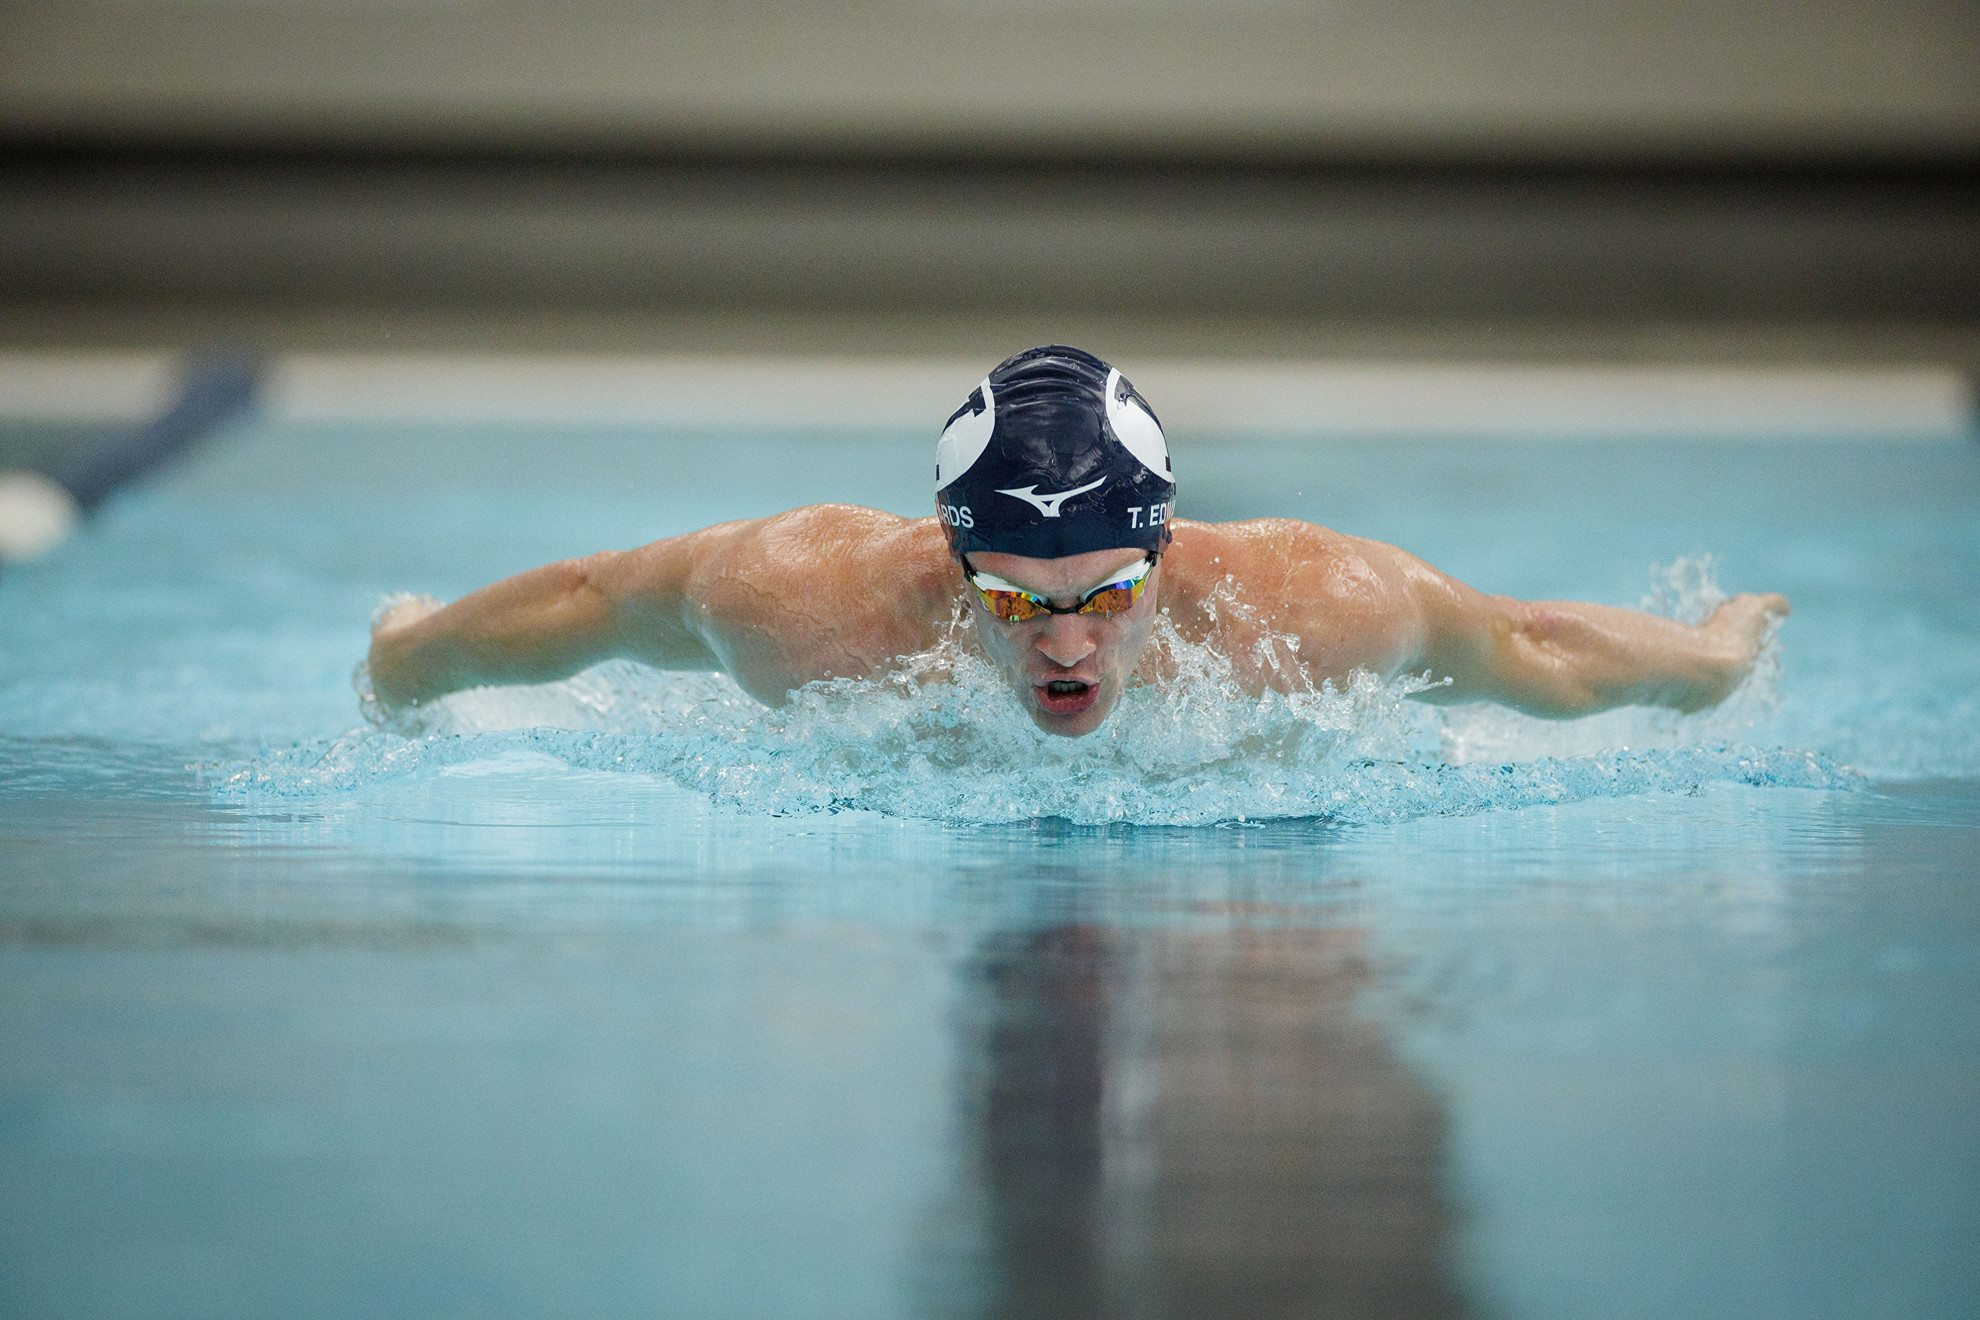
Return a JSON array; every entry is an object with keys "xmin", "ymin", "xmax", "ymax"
[
  {"xmin": 370, "ymin": 592, "xmax": 444, "ymax": 640},
  {"xmin": 361, "ymin": 593, "xmax": 446, "ymax": 722},
  {"xmin": 1704, "ymin": 592, "xmax": 1790, "ymax": 664}
]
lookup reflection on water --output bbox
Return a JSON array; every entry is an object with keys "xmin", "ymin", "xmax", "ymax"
[
  {"xmin": 1, "ymin": 761, "xmax": 1976, "ymax": 1320},
  {"xmin": 954, "ymin": 922, "xmax": 1466, "ymax": 1319},
  {"xmin": 971, "ymin": 927, "xmax": 1114, "ymax": 1319}
]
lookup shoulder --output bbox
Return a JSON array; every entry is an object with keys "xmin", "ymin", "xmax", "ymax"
[
  {"xmin": 1163, "ymin": 517, "xmax": 1386, "ymax": 607},
  {"xmin": 748, "ymin": 504, "xmax": 939, "ymax": 560},
  {"xmin": 719, "ymin": 505, "xmax": 954, "ymax": 603},
  {"xmin": 1162, "ymin": 518, "xmax": 1426, "ymax": 678},
  {"xmin": 676, "ymin": 505, "xmax": 958, "ymax": 698}
]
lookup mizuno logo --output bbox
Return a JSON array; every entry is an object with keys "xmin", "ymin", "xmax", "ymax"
[{"xmin": 996, "ymin": 478, "xmax": 1106, "ymax": 518}]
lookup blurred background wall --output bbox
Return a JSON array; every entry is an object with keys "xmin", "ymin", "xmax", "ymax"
[{"xmin": 1, "ymin": 0, "xmax": 1976, "ymax": 365}]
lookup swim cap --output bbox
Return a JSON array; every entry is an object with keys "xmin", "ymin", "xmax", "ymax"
[{"xmin": 935, "ymin": 346, "xmax": 1175, "ymax": 559}]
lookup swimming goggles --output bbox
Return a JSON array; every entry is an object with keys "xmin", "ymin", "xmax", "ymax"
[{"xmin": 959, "ymin": 554, "xmax": 1156, "ymax": 623}]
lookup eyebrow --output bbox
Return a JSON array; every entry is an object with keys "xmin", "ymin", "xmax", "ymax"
[{"xmin": 970, "ymin": 558, "xmax": 1152, "ymax": 601}]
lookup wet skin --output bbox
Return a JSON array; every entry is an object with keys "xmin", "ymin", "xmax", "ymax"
[
  {"xmin": 964, "ymin": 547, "xmax": 1162, "ymax": 738},
  {"xmin": 367, "ymin": 505, "xmax": 1789, "ymax": 738}
]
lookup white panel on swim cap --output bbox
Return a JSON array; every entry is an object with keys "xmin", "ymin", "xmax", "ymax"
[
  {"xmin": 935, "ymin": 377, "xmax": 996, "ymax": 487},
  {"xmin": 1104, "ymin": 368, "xmax": 1168, "ymax": 477}
]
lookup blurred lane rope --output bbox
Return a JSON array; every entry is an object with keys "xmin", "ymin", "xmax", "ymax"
[{"xmin": 0, "ymin": 352, "xmax": 259, "ymax": 564}]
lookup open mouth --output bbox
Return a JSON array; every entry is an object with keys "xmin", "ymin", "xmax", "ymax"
[{"xmin": 1035, "ymin": 678, "xmax": 1099, "ymax": 716}]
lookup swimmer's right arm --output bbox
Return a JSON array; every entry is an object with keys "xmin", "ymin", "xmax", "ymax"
[
  {"xmin": 366, "ymin": 506, "xmax": 944, "ymax": 712},
  {"xmin": 365, "ymin": 526, "xmax": 738, "ymax": 711}
]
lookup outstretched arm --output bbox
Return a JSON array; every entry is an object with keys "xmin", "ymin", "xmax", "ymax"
[
  {"xmin": 364, "ymin": 505, "xmax": 950, "ymax": 715},
  {"xmin": 365, "ymin": 529, "xmax": 727, "ymax": 711},
  {"xmin": 1368, "ymin": 540, "xmax": 1788, "ymax": 716},
  {"xmin": 1210, "ymin": 519, "xmax": 1787, "ymax": 717}
]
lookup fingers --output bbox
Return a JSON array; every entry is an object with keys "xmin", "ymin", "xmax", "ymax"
[
  {"xmin": 1712, "ymin": 592, "xmax": 1791, "ymax": 623},
  {"xmin": 1735, "ymin": 593, "xmax": 1791, "ymax": 635},
  {"xmin": 1701, "ymin": 595, "xmax": 1790, "ymax": 667}
]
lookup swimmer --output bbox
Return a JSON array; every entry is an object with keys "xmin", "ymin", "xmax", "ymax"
[{"xmin": 366, "ymin": 346, "xmax": 1789, "ymax": 738}]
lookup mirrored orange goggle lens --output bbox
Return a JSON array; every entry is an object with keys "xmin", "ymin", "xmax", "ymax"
[
  {"xmin": 975, "ymin": 590, "xmax": 1044, "ymax": 622},
  {"xmin": 973, "ymin": 578, "xmax": 1143, "ymax": 623},
  {"xmin": 1079, "ymin": 583, "xmax": 1140, "ymax": 615}
]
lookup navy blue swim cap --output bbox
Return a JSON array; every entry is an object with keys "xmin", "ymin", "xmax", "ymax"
[{"xmin": 935, "ymin": 346, "xmax": 1176, "ymax": 559}]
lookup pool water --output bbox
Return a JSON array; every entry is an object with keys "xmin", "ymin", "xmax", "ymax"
[{"xmin": 2, "ymin": 418, "xmax": 1977, "ymax": 1318}]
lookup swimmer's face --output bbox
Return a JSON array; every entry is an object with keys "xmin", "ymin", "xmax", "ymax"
[{"xmin": 963, "ymin": 547, "xmax": 1162, "ymax": 738}]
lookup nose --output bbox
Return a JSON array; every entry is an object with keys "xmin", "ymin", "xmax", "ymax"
[{"xmin": 1034, "ymin": 617, "xmax": 1098, "ymax": 670}]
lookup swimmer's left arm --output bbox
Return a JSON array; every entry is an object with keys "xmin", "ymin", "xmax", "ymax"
[
  {"xmin": 1367, "ymin": 542, "xmax": 1789, "ymax": 717},
  {"xmin": 1253, "ymin": 527, "xmax": 1787, "ymax": 718}
]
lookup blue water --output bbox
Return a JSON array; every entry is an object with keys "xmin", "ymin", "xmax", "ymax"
[{"xmin": 2, "ymin": 419, "xmax": 1977, "ymax": 1318}]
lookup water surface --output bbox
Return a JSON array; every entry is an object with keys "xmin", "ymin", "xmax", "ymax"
[{"xmin": 2, "ymin": 422, "xmax": 1976, "ymax": 1318}]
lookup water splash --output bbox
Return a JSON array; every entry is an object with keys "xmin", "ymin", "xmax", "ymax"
[
  {"xmin": 222, "ymin": 559, "xmax": 1857, "ymax": 824},
  {"xmin": 1641, "ymin": 553, "xmax": 1729, "ymax": 625}
]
